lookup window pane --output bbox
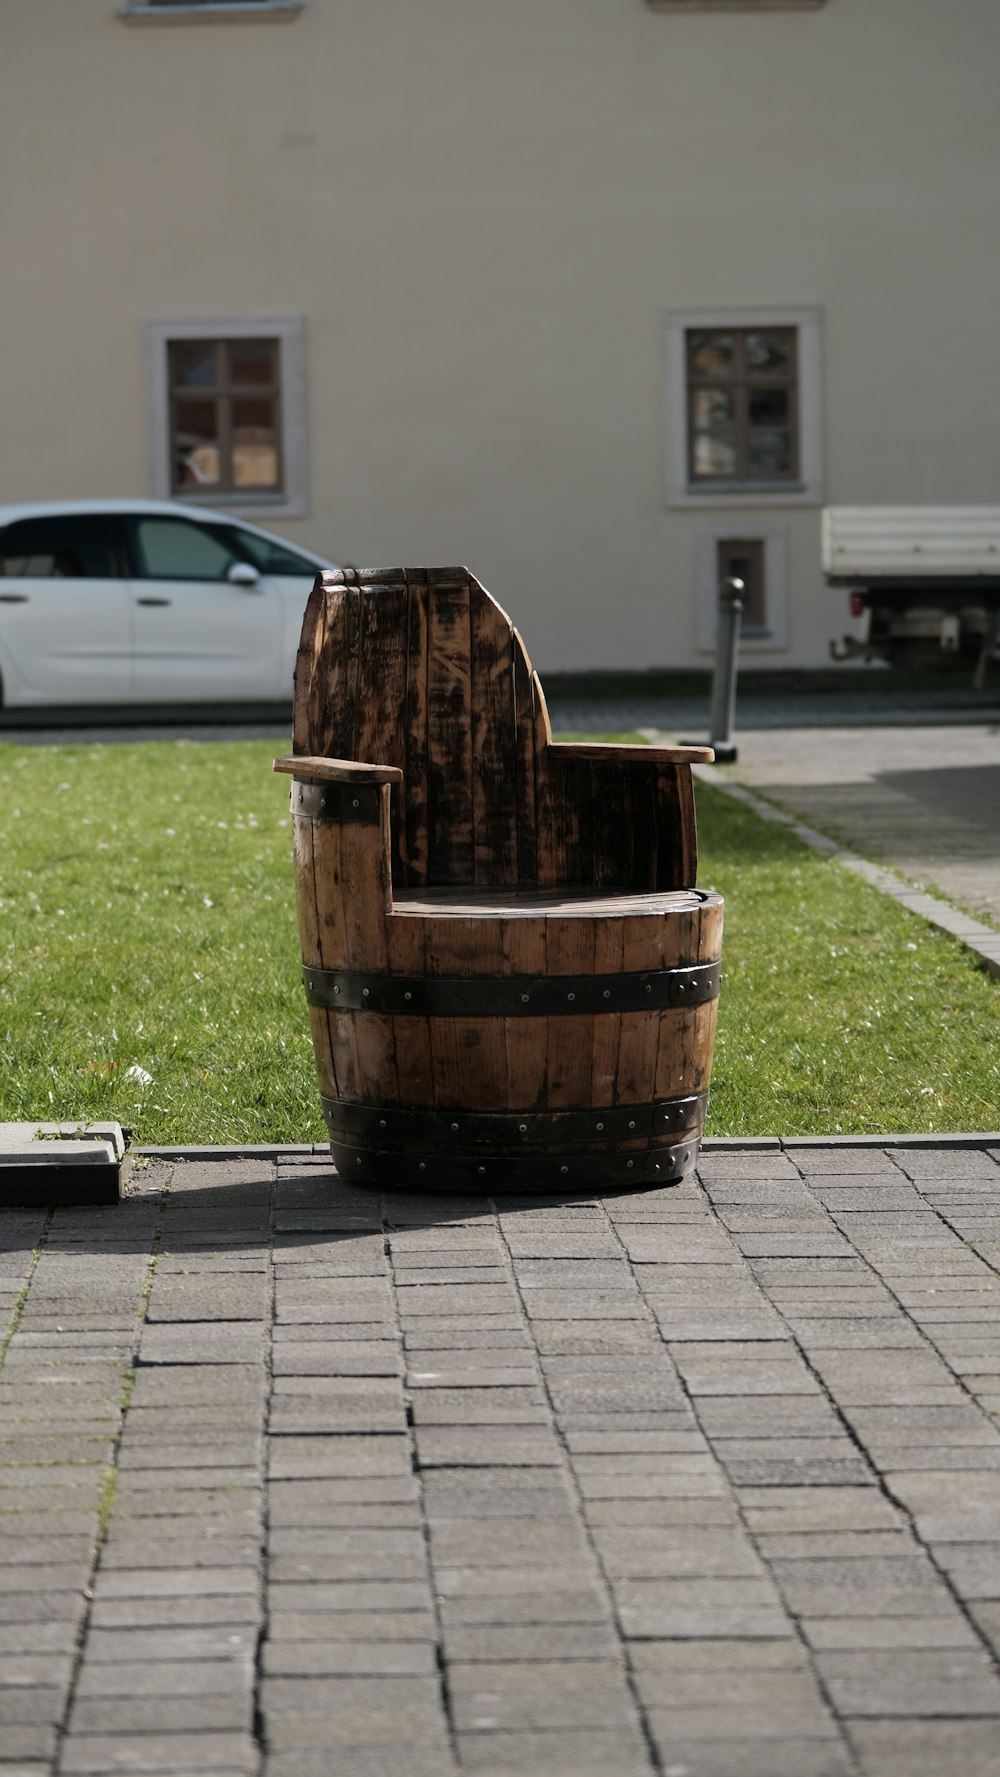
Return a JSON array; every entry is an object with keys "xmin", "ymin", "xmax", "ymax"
[
  {"xmin": 229, "ymin": 340, "xmax": 277, "ymax": 387},
  {"xmin": 172, "ymin": 399, "xmax": 221, "ymax": 489},
  {"xmin": 747, "ymin": 431, "xmax": 793, "ymax": 476},
  {"xmin": 748, "ymin": 388, "xmax": 793, "ymax": 474},
  {"xmin": 232, "ymin": 397, "xmax": 279, "ymax": 489},
  {"xmin": 169, "ymin": 343, "xmax": 219, "ymax": 389},
  {"xmin": 134, "ymin": 518, "xmax": 237, "ymax": 581},
  {"xmin": 693, "ymin": 430, "xmax": 738, "ymax": 478},
  {"xmin": 693, "ymin": 388, "xmax": 735, "ymax": 429},
  {"xmin": 692, "ymin": 386, "xmax": 737, "ymax": 476},
  {"xmin": 745, "ymin": 330, "xmax": 794, "ymax": 374},
  {"xmin": 0, "ymin": 516, "xmax": 115, "ymax": 578},
  {"xmin": 749, "ymin": 388, "xmax": 789, "ymax": 427},
  {"xmin": 687, "ymin": 332, "xmax": 734, "ymax": 378}
]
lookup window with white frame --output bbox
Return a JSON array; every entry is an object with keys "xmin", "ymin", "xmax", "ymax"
[
  {"xmin": 145, "ymin": 318, "xmax": 308, "ymax": 517},
  {"xmin": 663, "ymin": 307, "xmax": 823, "ymax": 508},
  {"xmin": 695, "ymin": 521, "xmax": 789, "ymax": 651}
]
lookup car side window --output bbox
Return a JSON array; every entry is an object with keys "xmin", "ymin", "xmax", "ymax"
[
  {"xmin": 0, "ymin": 515, "xmax": 118, "ymax": 578},
  {"xmin": 132, "ymin": 517, "xmax": 238, "ymax": 581},
  {"xmin": 222, "ymin": 525, "xmax": 319, "ymax": 577}
]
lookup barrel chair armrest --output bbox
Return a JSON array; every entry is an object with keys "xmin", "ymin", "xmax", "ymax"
[
  {"xmin": 274, "ymin": 755, "xmax": 398, "ymax": 918},
  {"xmin": 547, "ymin": 742, "xmax": 715, "ymax": 766},
  {"xmin": 543, "ymin": 741, "xmax": 709, "ymax": 889},
  {"xmin": 273, "ymin": 756, "xmax": 403, "ymax": 785}
]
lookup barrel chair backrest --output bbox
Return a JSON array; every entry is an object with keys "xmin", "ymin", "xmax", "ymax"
[{"xmin": 292, "ymin": 566, "xmax": 697, "ymax": 893}]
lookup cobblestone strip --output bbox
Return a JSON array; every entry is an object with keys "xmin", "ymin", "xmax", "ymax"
[
  {"xmin": 55, "ymin": 1159, "xmax": 271, "ymax": 1777},
  {"xmin": 258, "ymin": 1162, "xmax": 455, "ymax": 1777},
  {"xmin": 566, "ymin": 1177, "xmax": 859, "ymax": 1777},
  {"xmin": 0, "ymin": 1178, "xmax": 162, "ymax": 1775},
  {"xmin": 397, "ymin": 1189, "xmax": 655, "ymax": 1777},
  {"xmin": 688, "ymin": 1145, "xmax": 1000, "ymax": 1777}
]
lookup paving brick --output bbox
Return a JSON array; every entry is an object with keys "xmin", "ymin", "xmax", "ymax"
[
  {"xmin": 59, "ymin": 1731, "xmax": 257, "ymax": 1772},
  {"xmin": 695, "ymin": 1397, "xmax": 841, "ymax": 1437},
  {"xmin": 88, "ymin": 1596, "xmax": 261, "ymax": 1630},
  {"xmin": 768, "ymin": 1555, "xmax": 950, "ymax": 1617},
  {"xmin": 271, "ymin": 1343, "xmax": 403, "ymax": 1376},
  {"xmin": 262, "ymin": 1702, "xmax": 446, "ymax": 1748},
  {"xmin": 83, "ymin": 1626, "xmax": 257, "ymax": 1663},
  {"xmin": 0, "ymin": 1591, "xmax": 89, "ymax": 1627},
  {"xmin": 263, "ymin": 1747, "xmax": 457, "ymax": 1777},
  {"xmin": 413, "ymin": 1428, "xmax": 560, "ymax": 1467},
  {"xmin": 268, "ymin": 1436, "xmax": 412, "ymax": 1479},
  {"xmin": 0, "ymin": 1726, "xmax": 59, "ymax": 1762},
  {"xmin": 843, "ymin": 1404, "xmax": 999, "ymax": 1446},
  {"xmin": 440, "ymin": 1590, "xmax": 609, "ymax": 1627},
  {"xmin": 441, "ymin": 1621, "xmax": 618, "ymax": 1661},
  {"xmin": 801, "ymin": 1613, "xmax": 980, "ymax": 1649},
  {"xmin": 268, "ymin": 1581, "xmax": 433, "ymax": 1613},
  {"xmin": 583, "ymin": 1496, "xmax": 739, "ymax": 1528},
  {"xmin": 634, "ymin": 1664, "xmax": 835, "ymax": 1734},
  {"xmin": 408, "ymin": 1387, "xmax": 547, "ymax": 1425},
  {"xmin": 592, "ymin": 1527, "xmax": 764, "ymax": 1579},
  {"xmin": 848, "ymin": 1719, "xmax": 1000, "ymax": 1777},
  {"xmin": 267, "ymin": 1608, "xmax": 434, "ymax": 1642},
  {"xmin": 815, "ymin": 1645, "xmax": 1000, "ymax": 1715},
  {"xmin": 261, "ymin": 1640, "xmax": 436, "ymax": 1675},
  {"xmin": 671, "ymin": 1354, "xmax": 822, "ymax": 1397},
  {"xmin": 428, "ymin": 1519, "xmax": 591, "ymax": 1567},
  {"xmin": 615, "ymin": 1576, "xmax": 790, "ymax": 1639},
  {"xmin": 68, "ymin": 1698, "xmax": 252, "ymax": 1734},
  {"xmin": 523, "ymin": 1321, "xmax": 661, "ymax": 1354},
  {"xmin": 453, "ymin": 1727, "xmax": 652, "ymax": 1774},
  {"xmin": 0, "ymin": 1687, "xmax": 66, "ymax": 1725},
  {"xmin": 645, "ymin": 1735, "xmax": 852, "ymax": 1777}
]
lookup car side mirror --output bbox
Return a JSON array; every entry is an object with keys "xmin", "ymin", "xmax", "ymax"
[{"xmin": 227, "ymin": 561, "xmax": 261, "ymax": 589}]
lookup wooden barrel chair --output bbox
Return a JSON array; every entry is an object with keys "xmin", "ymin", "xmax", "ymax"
[{"xmin": 274, "ymin": 566, "xmax": 722, "ymax": 1188}]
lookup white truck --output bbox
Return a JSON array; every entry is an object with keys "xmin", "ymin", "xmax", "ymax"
[{"xmin": 823, "ymin": 507, "xmax": 1000, "ymax": 685}]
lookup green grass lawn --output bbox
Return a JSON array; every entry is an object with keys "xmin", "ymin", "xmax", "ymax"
[{"xmin": 1, "ymin": 735, "xmax": 997, "ymax": 1142}]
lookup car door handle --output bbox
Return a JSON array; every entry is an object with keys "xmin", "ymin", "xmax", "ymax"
[
  {"xmin": 0, "ymin": 593, "xmax": 29, "ymax": 603},
  {"xmin": 135, "ymin": 596, "xmax": 172, "ymax": 607}
]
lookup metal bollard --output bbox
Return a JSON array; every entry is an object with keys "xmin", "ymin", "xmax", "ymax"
[{"xmin": 707, "ymin": 575, "xmax": 744, "ymax": 763}]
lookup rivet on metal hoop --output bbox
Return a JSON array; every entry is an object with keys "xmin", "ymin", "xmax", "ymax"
[
  {"xmin": 404, "ymin": 991, "xmax": 412, "ymax": 1001},
  {"xmin": 362, "ymin": 988, "xmax": 370, "ymax": 998},
  {"xmin": 477, "ymin": 1166, "xmax": 486, "ymax": 1176},
  {"xmin": 379, "ymin": 1119, "xmax": 387, "ymax": 1129},
  {"xmin": 628, "ymin": 1120, "xmax": 636, "ymax": 1131},
  {"xmin": 560, "ymin": 1165, "xmax": 569, "ymax": 1175},
  {"xmin": 644, "ymin": 983, "xmax": 652, "ymax": 994},
  {"xmin": 451, "ymin": 1123, "xmax": 459, "ymax": 1132},
  {"xmin": 518, "ymin": 1124, "xmax": 528, "ymax": 1134},
  {"xmin": 567, "ymin": 992, "xmax": 575, "ymax": 1002},
  {"xmin": 333, "ymin": 985, "xmax": 341, "ymax": 995},
  {"xmin": 418, "ymin": 1162, "xmax": 427, "ymax": 1172},
  {"xmin": 602, "ymin": 989, "xmax": 611, "ymax": 1000},
  {"xmin": 352, "ymin": 798, "xmax": 360, "ymax": 808},
  {"xmin": 626, "ymin": 1160, "xmax": 634, "ymax": 1169},
  {"xmin": 596, "ymin": 1122, "xmax": 604, "ymax": 1132},
  {"xmin": 521, "ymin": 993, "xmax": 530, "ymax": 1004}
]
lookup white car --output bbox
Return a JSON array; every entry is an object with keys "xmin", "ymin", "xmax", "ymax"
[{"xmin": 0, "ymin": 499, "xmax": 334, "ymax": 708}]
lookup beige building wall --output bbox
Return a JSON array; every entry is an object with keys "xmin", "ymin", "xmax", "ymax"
[{"xmin": 2, "ymin": 0, "xmax": 998, "ymax": 671}]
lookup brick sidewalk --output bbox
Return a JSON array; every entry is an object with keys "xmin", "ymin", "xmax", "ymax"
[{"xmin": 3, "ymin": 1145, "xmax": 1000, "ymax": 1777}]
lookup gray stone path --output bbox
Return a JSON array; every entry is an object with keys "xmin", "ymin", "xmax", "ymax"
[{"xmin": 3, "ymin": 1145, "xmax": 1000, "ymax": 1777}]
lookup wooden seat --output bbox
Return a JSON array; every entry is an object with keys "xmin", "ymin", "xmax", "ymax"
[{"xmin": 275, "ymin": 566, "xmax": 722, "ymax": 1188}]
